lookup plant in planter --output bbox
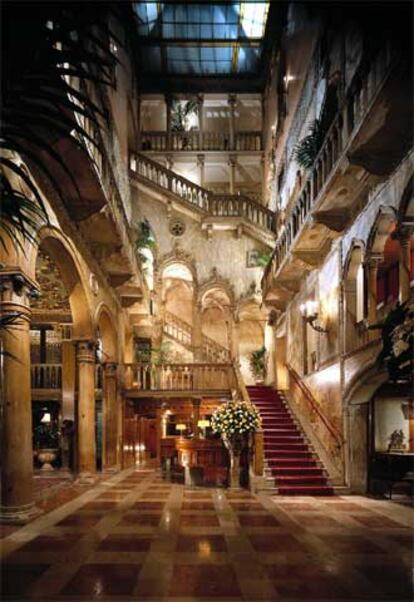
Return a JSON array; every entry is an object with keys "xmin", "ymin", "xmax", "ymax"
[
  {"xmin": 171, "ymin": 98, "xmax": 199, "ymax": 132},
  {"xmin": 249, "ymin": 346, "xmax": 267, "ymax": 383},
  {"xmin": 211, "ymin": 401, "xmax": 261, "ymax": 488},
  {"xmin": 33, "ymin": 422, "xmax": 60, "ymax": 471}
]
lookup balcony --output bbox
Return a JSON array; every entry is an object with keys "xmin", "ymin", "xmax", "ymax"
[
  {"xmin": 140, "ymin": 131, "xmax": 262, "ymax": 153},
  {"xmin": 123, "ymin": 363, "xmax": 236, "ymax": 398},
  {"xmin": 263, "ymin": 42, "xmax": 410, "ymax": 305}
]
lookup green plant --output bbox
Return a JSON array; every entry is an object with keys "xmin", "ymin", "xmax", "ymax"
[
  {"xmin": 1, "ymin": 2, "xmax": 119, "ymax": 253},
  {"xmin": 171, "ymin": 98, "xmax": 199, "ymax": 132},
  {"xmin": 249, "ymin": 346, "xmax": 267, "ymax": 381},
  {"xmin": 135, "ymin": 219, "xmax": 156, "ymax": 265},
  {"xmin": 294, "ymin": 119, "xmax": 325, "ymax": 169},
  {"xmin": 33, "ymin": 423, "xmax": 60, "ymax": 450},
  {"xmin": 255, "ymin": 251, "xmax": 271, "ymax": 267}
]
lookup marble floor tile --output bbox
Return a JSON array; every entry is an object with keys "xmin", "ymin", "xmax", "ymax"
[
  {"xmin": 169, "ymin": 563, "xmax": 241, "ymax": 597},
  {"xmin": 60, "ymin": 562, "xmax": 141, "ymax": 596}
]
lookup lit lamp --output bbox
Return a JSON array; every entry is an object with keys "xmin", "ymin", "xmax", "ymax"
[
  {"xmin": 176, "ymin": 423, "xmax": 187, "ymax": 438},
  {"xmin": 197, "ymin": 419, "xmax": 210, "ymax": 438},
  {"xmin": 300, "ymin": 300, "xmax": 328, "ymax": 333}
]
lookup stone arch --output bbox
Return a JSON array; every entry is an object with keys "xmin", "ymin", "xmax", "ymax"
[
  {"xmin": 397, "ymin": 175, "xmax": 413, "ymax": 220},
  {"xmin": 343, "ymin": 240, "xmax": 366, "ymax": 351},
  {"xmin": 29, "ymin": 226, "xmax": 94, "ymax": 339},
  {"xmin": 95, "ymin": 304, "xmax": 118, "ymax": 362},
  {"xmin": 367, "ymin": 206, "xmax": 398, "ymax": 258},
  {"xmin": 198, "ymin": 272, "xmax": 235, "ymax": 309},
  {"xmin": 343, "ymin": 239, "xmax": 365, "ymax": 281},
  {"xmin": 156, "ymin": 248, "xmax": 198, "ymax": 288}
]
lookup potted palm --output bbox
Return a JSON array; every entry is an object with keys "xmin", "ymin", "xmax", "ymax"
[
  {"xmin": 211, "ymin": 401, "xmax": 261, "ymax": 488},
  {"xmin": 249, "ymin": 346, "xmax": 267, "ymax": 383},
  {"xmin": 34, "ymin": 421, "xmax": 60, "ymax": 471}
]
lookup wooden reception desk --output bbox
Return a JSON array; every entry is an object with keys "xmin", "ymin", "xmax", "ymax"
[{"xmin": 161, "ymin": 437, "xmax": 228, "ymax": 485}]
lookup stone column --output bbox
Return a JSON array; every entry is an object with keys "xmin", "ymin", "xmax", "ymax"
[
  {"xmin": 366, "ymin": 255, "xmax": 381, "ymax": 340},
  {"xmin": 197, "ymin": 94, "xmax": 204, "ymax": 150},
  {"xmin": 261, "ymin": 153, "xmax": 266, "ymax": 205},
  {"xmin": 75, "ymin": 340, "xmax": 97, "ymax": 483},
  {"xmin": 103, "ymin": 362, "xmax": 119, "ymax": 471},
  {"xmin": 398, "ymin": 230, "xmax": 412, "ymax": 303},
  {"xmin": 197, "ymin": 154, "xmax": 205, "ymax": 188},
  {"xmin": 192, "ymin": 300, "xmax": 203, "ymax": 361},
  {"xmin": 192, "ymin": 398, "xmax": 201, "ymax": 439},
  {"xmin": 228, "ymin": 94, "xmax": 237, "ymax": 150},
  {"xmin": 0, "ymin": 269, "xmax": 39, "ymax": 523},
  {"xmin": 166, "ymin": 154, "xmax": 174, "ymax": 172},
  {"xmin": 231, "ymin": 317, "xmax": 240, "ymax": 362},
  {"xmin": 264, "ymin": 321, "xmax": 276, "ymax": 385},
  {"xmin": 165, "ymin": 94, "xmax": 173, "ymax": 151},
  {"xmin": 228, "ymin": 155, "xmax": 237, "ymax": 195}
]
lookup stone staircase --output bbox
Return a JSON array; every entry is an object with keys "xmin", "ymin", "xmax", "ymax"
[
  {"xmin": 129, "ymin": 152, "xmax": 276, "ymax": 240},
  {"xmin": 163, "ymin": 310, "xmax": 230, "ymax": 363},
  {"xmin": 247, "ymin": 385, "xmax": 334, "ymax": 496}
]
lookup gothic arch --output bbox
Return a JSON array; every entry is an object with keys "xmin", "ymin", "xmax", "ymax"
[
  {"xmin": 95, "ymin": 304, "xmax": 118, "ymax": 362},
  {"xmin": 343, "ymin": 239, "xmax": 365, "ymax": 281},
  {"xmin": 367, "ymin": 206, "xmax": 398, "ymax": 258},
  {"xmin": 156, "ymin": 248, "xmax": 198, "ymax": 286},
  {"xmin": 197, "ymin": 271, "xmax": 235, "ymax": 309}
]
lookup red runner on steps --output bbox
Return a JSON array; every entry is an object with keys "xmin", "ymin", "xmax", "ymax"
[{"xmin": 247, "ymin": 385, "xmax": 334, "ymax": 496}]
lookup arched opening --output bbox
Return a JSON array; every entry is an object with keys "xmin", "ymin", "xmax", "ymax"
[
  {"xmin": 343, "ymin": 241, "xmax": 366, "ymax": 353},
  {"xmin": 161, "ymin": 262, "xmax": 194, "ymax": 362},
  {"xmin": 238, "ymin": 301, "xmax": 266, "ymax": 385},
  {"xmin": 200, "ymin": 287, "xmax": 232, "ymax": 362},
  {"xmin": 30, "ymin": 233, "xmax": 93, "ymax": 475}
]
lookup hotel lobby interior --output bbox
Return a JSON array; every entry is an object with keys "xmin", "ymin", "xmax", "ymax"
[{"xmin": 0, "ymin": 1, "xmax": 413, "ymax": 600}]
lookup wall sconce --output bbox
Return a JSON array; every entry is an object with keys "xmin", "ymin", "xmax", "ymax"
[{"xmin": 300, "ymin": 300, "xmax": 328, "ymax": 333}]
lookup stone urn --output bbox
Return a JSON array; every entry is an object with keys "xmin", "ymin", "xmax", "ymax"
[{"xmin": 37, "ymin": 448, "xmax": 58, "ymax": 471}]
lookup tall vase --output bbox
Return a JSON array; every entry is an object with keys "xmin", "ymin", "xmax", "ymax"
[{"xmin": 223, "ymin": 434, "xmax": 243, "ymax": 489}]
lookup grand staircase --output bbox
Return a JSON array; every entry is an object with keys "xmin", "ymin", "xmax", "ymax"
[
  {"xmin": 129, "ymin": 152, "xmax": 276, "ymax": 243},
  {"xmin": 163, "ymin": 310, "xmax": 230, "ymax": 363},
  {"xmin": 247, "ymin": 385, "xmax": 334, "ymax": 496}
]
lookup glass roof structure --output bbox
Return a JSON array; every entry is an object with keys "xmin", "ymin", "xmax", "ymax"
[{"xmin": 134, "ymin": 2, "xmax": 270, "ymax": 77}]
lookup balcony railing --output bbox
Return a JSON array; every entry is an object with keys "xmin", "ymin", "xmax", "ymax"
[
  {"xmin": 265, "ymin": 43, "xmax": 394, "ymax": 283},
  {"xmin": 140, "ymin": 131, "xmax": 262, "ymax": 152},
  {"xmin": 31, "ymin": 364, "xmax": 62, "ymax": 389},
  {"xmin": 123, "ymin": 363, "xmax": 236, "ymax": 393},
  {"xmin": 130, "ymin": 153, "xmax": 276, "ymax": 234}
]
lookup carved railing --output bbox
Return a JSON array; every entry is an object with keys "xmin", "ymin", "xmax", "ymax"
[
  {"xmin": 139, "ymin": 130, "xmax": 262, "ymax": 152},
  {"xmin": 130, "ymin": 153, "xmax": 276, "ymax": 233},
  {"xmin": 31, "ymin": 364, "xmax": 62, "ymax": 389},
  {"xmin": 123, "ymin": 363, "xmax": 236, "ymax": 392},
  {"xmin": 163, "ymin": 310, "xmax": 231, "ymax": 363},
  {"xmin": 265, "ymin": 43, "xmax": 395, "ymax": 282},
  {"xmin": 286, "ymin": 364, "xmax": 344, "ymax": 456}
]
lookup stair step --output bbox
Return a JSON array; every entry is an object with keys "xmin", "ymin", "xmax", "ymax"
[
  {"xmin": 278, "ymin": 485, "xmax": 335, "ymax": 496},
  {"xmin": 276, "ymin": 475, "xmax": 328, "ymax": 485},
  {"xmin": 272, "ymin": 467, "xmax": 324, "ymax": 476},
  {"xmin": 267, "ymin": 459, "xmax": 318, "ymax": 467}
]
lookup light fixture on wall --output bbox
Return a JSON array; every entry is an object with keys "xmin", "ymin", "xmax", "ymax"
[
  {"xmin": 300, "ymin": 300, "xmax": 328, "ymax": 333},
  {"xmin": 197, "ymin": 419, "xmax": 210, "ymax": 438},
  {"xmin": 176, "ymin": 423, "xmax": 187, "ymax": 438}
]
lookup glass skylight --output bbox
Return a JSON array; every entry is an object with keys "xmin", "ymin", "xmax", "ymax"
[{"xmin": 134, "ymin": 2, "xmax": 270, "ymax": 76}]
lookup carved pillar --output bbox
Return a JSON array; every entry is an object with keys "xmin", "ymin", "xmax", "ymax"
[
  {"xmin": 264, "ymin": 321, "xmax": 275, "ymax": 385},
  {"xmin": 197, "ymin": 154, "xmax": 205, "ymax": 188},
  {"xmin": 192, "ymin": 301, "xmax": 203, "ymax": 361},
  {"xmin": 228, "ymin": 94, "xmax": 237, "ymax": 150},
  {"xmin": 75, "ymin": 340, "xmax": 96, "ymax": 482},
  {"xmin": 398, "ymin": 230, "xmax": 412, "ymax": 303},
  {"xmin": 261, "ymin": 153, "xmax": 266, "ymax": 205},
  {"xmin": 165, "ymin": 94, "xmax": 172, "ymax": 151},
  {"xmin": 228, "ymin": 155, "xmax": 237, "ymax": 195},
  {"xmin": 231, "ymin": 316, "xmax": 240, "ymax": 362},
  {"xmin": 103, "ymin": 362, "xmax": 119, "ymax": 471},
  {"xmin": 0, "ymin": 269, "xmax": 39, "ymax": 523},
  {"xmin": 192, "ymin": 398, "xmax": 201, "ymax": 439},
  {"xmin": 226, "ymin": 315, "xmax": 233, "ymax": 356},
  {"xmin": 197, "ymin": 94, "xmax": 204, "ymax": 149},
  {"xmin": 366, "ymin": 255, "xmax": 382, "ymax": 340}
]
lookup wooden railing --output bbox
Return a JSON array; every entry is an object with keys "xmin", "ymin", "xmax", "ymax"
[
  {"xmin": 31, "ymin": 364, "xmax": 62, "ymax": 389},
  {"xmin": 130, "ymin": 153, "xmax": 276, "ymax": 234},
  {"xmin": 264, "ymin": 43, "xmax": 395, "ymax": 282},
  {"xmin": 286, "ymin": 364, "xmax": 344, "ymax": 454},
  {"xmin": 139, "ymin": 130, "xmax": 262, "ymax": 152},
  {"xmin": 123, "ymin": 363, "xmax": 236, "ymax": 392},
  {"xmin": 163, "ymin": 310, "xmax": 231, "ymax": 363}
]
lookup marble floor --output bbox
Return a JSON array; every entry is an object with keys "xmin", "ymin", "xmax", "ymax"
[{"xmin": 1, "ymin": 467, "xmax": 413, "ymax": 601}]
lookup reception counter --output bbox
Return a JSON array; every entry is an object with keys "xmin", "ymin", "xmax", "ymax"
[{"xmin": 161, "ymin": 436, "xmax": 228, "ymax": 485}]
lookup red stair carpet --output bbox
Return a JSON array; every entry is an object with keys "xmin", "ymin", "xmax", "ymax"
[{"xmin": 247, "ymin": 385, "xmax": 334, "ymax": 496}]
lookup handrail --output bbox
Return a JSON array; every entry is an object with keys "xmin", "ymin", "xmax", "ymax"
[
  {"xmin": 130, "ymin": 152, "xmax": 276, "ymax": 233},
  {"xmin": 123, "ymin": 362, "xmax": 236, "ymax": 392},
  {"xmin": 139, "ymin": 130, "xmax": 262, "ymax": 152},
  {"xmin": 264, "ymin": 42, "xmax": 395, "ymax": 284},
  {"xmin": 286, "ymin": 363, "xmax": 344, "ymax": 448},
  {"xmin": 164, "ymin": 310, "xmax": 230, "ymax": 362}
]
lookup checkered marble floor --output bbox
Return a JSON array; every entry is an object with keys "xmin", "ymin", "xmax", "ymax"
[{"xmin": 1, "ymin": 468, "xmax": 413, "ymax": 600}]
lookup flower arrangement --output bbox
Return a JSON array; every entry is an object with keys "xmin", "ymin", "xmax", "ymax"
[{"xmin": 211, "ymin": 401, "xmax": 261, "ymax": 438}]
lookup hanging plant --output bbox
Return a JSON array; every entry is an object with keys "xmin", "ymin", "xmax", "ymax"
[
  {"xmin": 135, "ymin": 219, "xmax": 156, "ymax": 265},
  {"xmin": 294, "ymin": 119, "xmax": 325, "ymax": 169},
  {"xmin": 249, "ymin": 346, "xmax": 267, "ymax": 381},
  {"xmin": 171, "ymin": 98, "xmax": 199, "ymax": 132}
]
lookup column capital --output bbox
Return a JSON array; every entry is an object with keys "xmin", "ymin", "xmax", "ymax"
[
  {"xmin": 192, "ymin": 397, "xmax": 202, "ymax": 407},
  {"xmin": 228, "ymin": 93, "xmax": 237, "ymax": 108},
  {"xmin": 0, "ymin": 266, "xmax": 39, "ymax": 301},
  {"xmin": 365, "ymin": 253, "xmax": 383, "ymax": 268},
  {"xmin": 228, "ymin": 154, "xmax": 237, "ymax": 167},
  {"xmin": 396, "ymin": 226, "xmax": 413, "ymax": 246},
  {"xmin": 103, "ymin": 362, "xmax": 118, "ymax": 376},
  {"xmin": 196, "ymin": 153, "xmax": 205, "ymax": 166},
  {"xmin": 75, "ymin": 340, "xmax": 97, "ymax": 363}
]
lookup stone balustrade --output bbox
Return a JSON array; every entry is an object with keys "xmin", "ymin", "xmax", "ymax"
[
  {"xmin": 139, "ymin": 130, "xmax": 262, "ymax": 152},
  {"xmin": 31, "ymin": 363, "xmax": 62, "ymax": 389},
  {"xmin": 265, "ymin": 43, "xmax": 394, "ymax": 284}
]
